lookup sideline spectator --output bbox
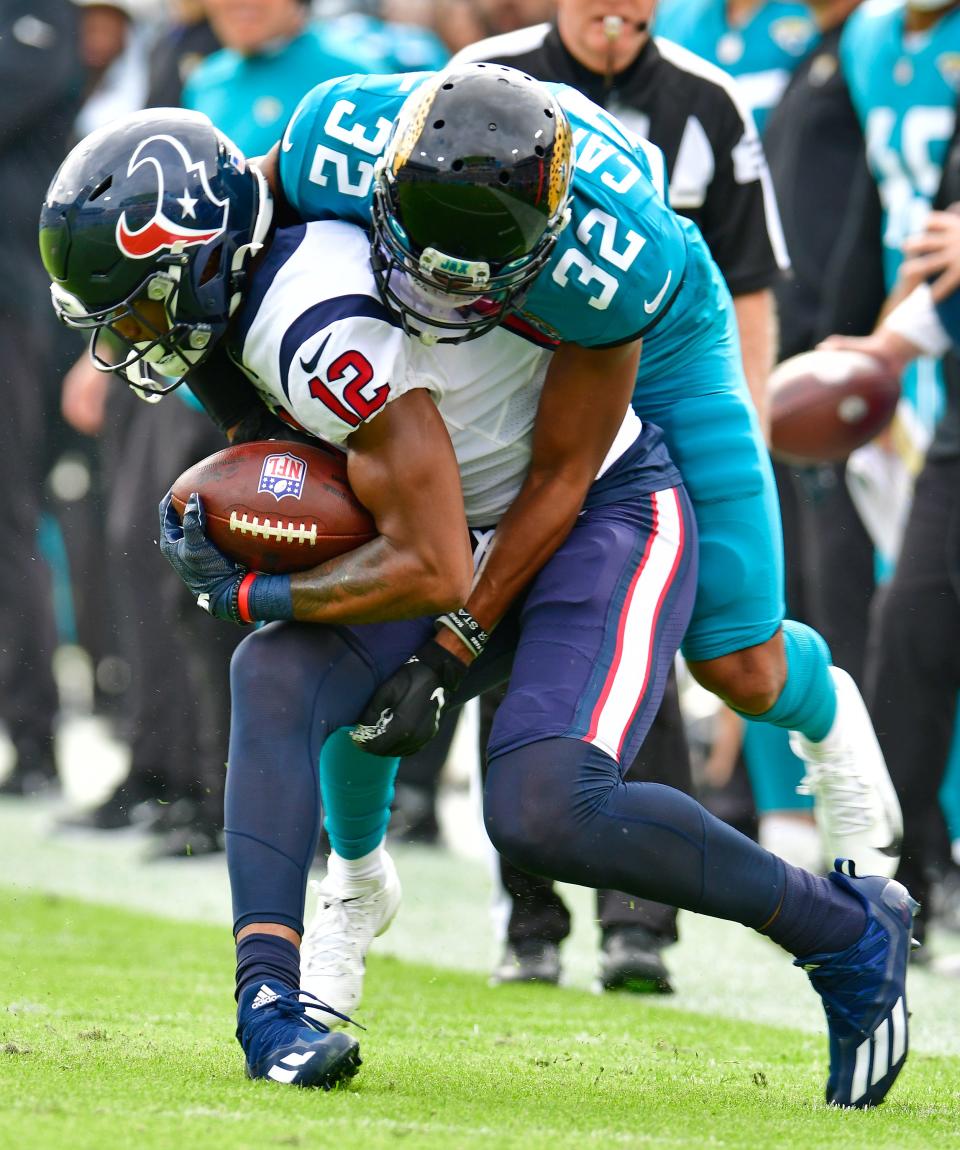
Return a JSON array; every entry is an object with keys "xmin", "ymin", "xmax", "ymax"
[
  {"xmin": 654, "ymin": 0, "xmax": 819, "ymax": 134},
  {"xmin": 147, "ymin": 0, "xmax": 220, "ymax": 107},
  {"xmin": 831, "ymin": 0, "xmax": 960, "ymax": 948},
  {"xmin": 0, "ymin": 0, "xmax": 85, "ymax": 797},
  {"xmin": 182, "ymin": 0, "xmax": 376, "ymax": 158},
  {"xmin": 56, "ymin": 0, "xmax": 234, "ymax": 855},
  {"xmin": 820, "ymin": 176, "xmax": 960, "ymax": 958}
]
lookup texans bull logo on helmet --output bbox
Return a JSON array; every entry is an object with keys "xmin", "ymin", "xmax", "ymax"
[{"xmin": 115, "ymin": 134, "xmax": 230, "ymax": 260}]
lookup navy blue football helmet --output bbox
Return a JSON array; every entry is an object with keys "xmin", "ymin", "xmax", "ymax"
[
  {"xmin": 39, "ymin": 108, "xmax": 272, "ymax": 398},
  {"xmin": 370, "ymin": 64, "xmax": 573, "ymax": 343}
]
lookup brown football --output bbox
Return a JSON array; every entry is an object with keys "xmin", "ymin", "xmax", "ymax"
[
  {"xmin": 170, "ymin": 440, "xmax": 376, "ymax": 573},
  {"xmin": 768, "ymin": 348, "xmax": 901, "ymax": 465}
]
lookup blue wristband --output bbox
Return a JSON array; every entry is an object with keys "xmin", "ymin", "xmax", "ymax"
[{"xmin": 238, "ymin": 573, "xmax": 294, "ymax": 622}]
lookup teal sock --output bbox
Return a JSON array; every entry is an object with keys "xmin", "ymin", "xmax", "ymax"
[
  {"xmin": 741, "ymin": 722, "xmax": 813, "ymax": 813},
  {"xmin": 733, "ymin": 620, "xmax": 836, "ymax": 743},
  {"xmin": 319, "ymin": 727, "xmax": 399, "ymax": 860}
]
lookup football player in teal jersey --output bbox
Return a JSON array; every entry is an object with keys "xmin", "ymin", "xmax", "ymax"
[
  {"xmin": 841, "ymin": 0, "xmax": 960, "ymax": 290},
  {"xmin": 40, "ymin": 101, "xmax": 919, "ymax": 1106},
  {"xmin": 259, "ymin": 65, "xmax": 903, "ymax": 957},
  {"xmin": 654, "ymin": 0, "xmax": 819, "ymax": 134},
  {"xmin": 839, "ymin": 0, "xmax": 960, "ymax": 433}
]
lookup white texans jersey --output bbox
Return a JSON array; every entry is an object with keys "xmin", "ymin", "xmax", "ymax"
[{"xmin": 227, "ymin": 219, "xmax": 642, "ymax": 526}]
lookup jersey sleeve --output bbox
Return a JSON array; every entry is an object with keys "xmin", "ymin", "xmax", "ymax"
[
  {"xmin": 277, "ymin": 72, "xmax": 429, "ymax": 225},
  {"xmin": 278, "ymin": 77, "xmax": 356, "ymax": 220},
  {"xmin": 280, "ymin": 313, "xmax": 425, "ymax": 446},
  {"xmin": 525, "ymin": 86, "xmax": 691, "ymax": 348}
]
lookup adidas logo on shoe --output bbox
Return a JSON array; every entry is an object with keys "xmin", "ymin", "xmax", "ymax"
[
  {"xmin": 237, "ymin": 980, "xmax": 362, "ymax": 1089},
  {"xmin": 251, "ymin": 984, "xmax": 281, "ymax": 1011}
]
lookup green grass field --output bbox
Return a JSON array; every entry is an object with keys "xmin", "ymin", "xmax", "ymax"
[{"xmin": 2, "ymin": 889, "xmax": 959, "ymax": 1150}]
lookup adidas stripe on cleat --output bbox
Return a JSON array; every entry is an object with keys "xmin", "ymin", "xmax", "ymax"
[
  {"xmin": 796, "ymin": 859, "xmax": 920, "ymax": 1109},
  {"xmin": 236, "ymin": 980, "xmax": 361, "ymax": 1089}
]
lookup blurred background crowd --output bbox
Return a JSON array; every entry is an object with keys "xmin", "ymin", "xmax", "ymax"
[{"xmin": 3, "ymin": 0, "xmax": 960, "ymax": 992}]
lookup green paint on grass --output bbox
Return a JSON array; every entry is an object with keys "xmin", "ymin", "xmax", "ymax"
[{"xmin": 1, "ymin": 889, "xmax": 958, "ymax": 1150}]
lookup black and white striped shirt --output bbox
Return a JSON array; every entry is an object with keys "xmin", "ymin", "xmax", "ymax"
[{"xmin": 453, "ymin": 23, "xmax": 788, "ymax": 297}]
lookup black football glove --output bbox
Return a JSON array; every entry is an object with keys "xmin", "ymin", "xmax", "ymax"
[
  {"xmin": 351, "ymin": 640, "xmax": 468, "ymax": 757},
  {"xmin": 159, "ymin": 489, "xmax": 246, "ymax": 623}
]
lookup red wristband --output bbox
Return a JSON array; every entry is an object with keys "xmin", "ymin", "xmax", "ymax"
[{"xmin": 237, "ymin": 572, "xmax": 257, "ymax": 623}]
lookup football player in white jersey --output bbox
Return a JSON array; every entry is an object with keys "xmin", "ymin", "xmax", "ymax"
[{"xmin": 40, "ymin": 106, "xmax": 917, "ymax": 1110}]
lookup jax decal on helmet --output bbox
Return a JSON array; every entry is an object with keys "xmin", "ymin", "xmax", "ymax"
[{"xmin": 370, "ymin": 64, "xmax": 574, "ymax": 343}]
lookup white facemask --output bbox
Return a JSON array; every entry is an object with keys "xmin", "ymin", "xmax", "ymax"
[{"xmin": 390, "ymin": 270, "xmax": 484, "ymax": 344}]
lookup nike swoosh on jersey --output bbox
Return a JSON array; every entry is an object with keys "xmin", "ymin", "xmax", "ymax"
[
  {"xmin": 299, "ymin": 334, "xmax": 331, "ymax": 375},
  {"xmin": 643, "ymin": 271, "xmax": 673, "ymax": 315}
]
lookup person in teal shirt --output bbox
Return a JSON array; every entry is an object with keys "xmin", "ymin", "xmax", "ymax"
[
  {"xmin": 321, "ymin": 9, "xmax": 449, "ymax": 73},
  {"xmin": 182, "ymin": 0, "xmax": 375, "ymax": 158},
  {"xmin": 839, "ymin": 0, "xmax": 960, "ymax": 435},
  {"xmin": 655, "ymin": 0, "xmax": 819, "ymax": 133},
  {"xmin": 838, "ymin": 0, "xmax": 960, "ymax": 937}
]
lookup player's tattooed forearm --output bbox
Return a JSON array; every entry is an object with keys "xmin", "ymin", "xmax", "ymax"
[{"xmin": 290, "ymin": 540, "xmax": 395, "ymax": 614}]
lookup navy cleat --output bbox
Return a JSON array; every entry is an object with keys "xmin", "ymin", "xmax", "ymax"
[
  {"xmin": 236, "ymin": 980, "xmax": 361, "ymax": 1088},
  {"xmin": 795, "ymin": 859, "xmax": 920, "ymax": 1109}
]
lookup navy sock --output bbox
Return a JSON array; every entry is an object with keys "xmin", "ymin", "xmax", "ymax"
[
  {"xmin": 761, "ymin": 861, "xmax": 867, "ymax": 957},
  {"xmin": 235, "ymin": 933, "xmax": 300, "ymax": 1001}
]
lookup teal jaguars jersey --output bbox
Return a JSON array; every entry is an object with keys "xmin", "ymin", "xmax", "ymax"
[
  {"xmin": 277, "ymin": 72, "xmax": 731, "ymax": 378},
  {"xmin": 654, "ymin": 0, "xmax": 819, "ymax": 135},
  {"xmin": 182, "ymin": 24, "xmax": 373, "ymax": 158},
  {"xmin": 841, "ymin": 0, "xmax": 960, "ymax": 437},
  {"xmin": 840, "ymin": 0, "xmax": 960, "ymax": 288},
  {"xmin": 321, "ymin": 14, "xmax": 449, "ymax": 73}
]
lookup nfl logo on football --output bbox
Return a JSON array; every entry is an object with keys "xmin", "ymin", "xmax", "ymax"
[{"xmin": 258, "ymin": 452, "xmax": 307, "ymax": 501}]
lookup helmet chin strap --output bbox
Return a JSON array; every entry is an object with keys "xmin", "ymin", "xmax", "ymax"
[{"xmin": 230, "ymin": 163, "xmax": 274, "ymax": 316}]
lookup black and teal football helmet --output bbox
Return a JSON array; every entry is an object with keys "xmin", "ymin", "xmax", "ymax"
[{"xmin": 370, "ymin": 64, "xmax": 574, "ymax": 343}]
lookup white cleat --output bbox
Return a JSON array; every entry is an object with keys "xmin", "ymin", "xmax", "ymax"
[
  {"xmin": 790, "ymin": 667, "xmax": 903, "ymax": 879},
  {"xmin": 300, "ymin": 850, "xmax": 402, "ymax": 1023}
]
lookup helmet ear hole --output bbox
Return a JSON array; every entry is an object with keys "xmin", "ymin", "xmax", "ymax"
[{"xmin": 199, "ymin": 244, "xmax": 222, "ymax": 286}]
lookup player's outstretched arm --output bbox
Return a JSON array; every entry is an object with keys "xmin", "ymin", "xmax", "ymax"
[
  {"xmin": 290, "ymin": 388, "xmax": 473, "ymax": 624},
  {"xmin": 454, "ymin": 339, "xmax": 642, "ymax": 638}
]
